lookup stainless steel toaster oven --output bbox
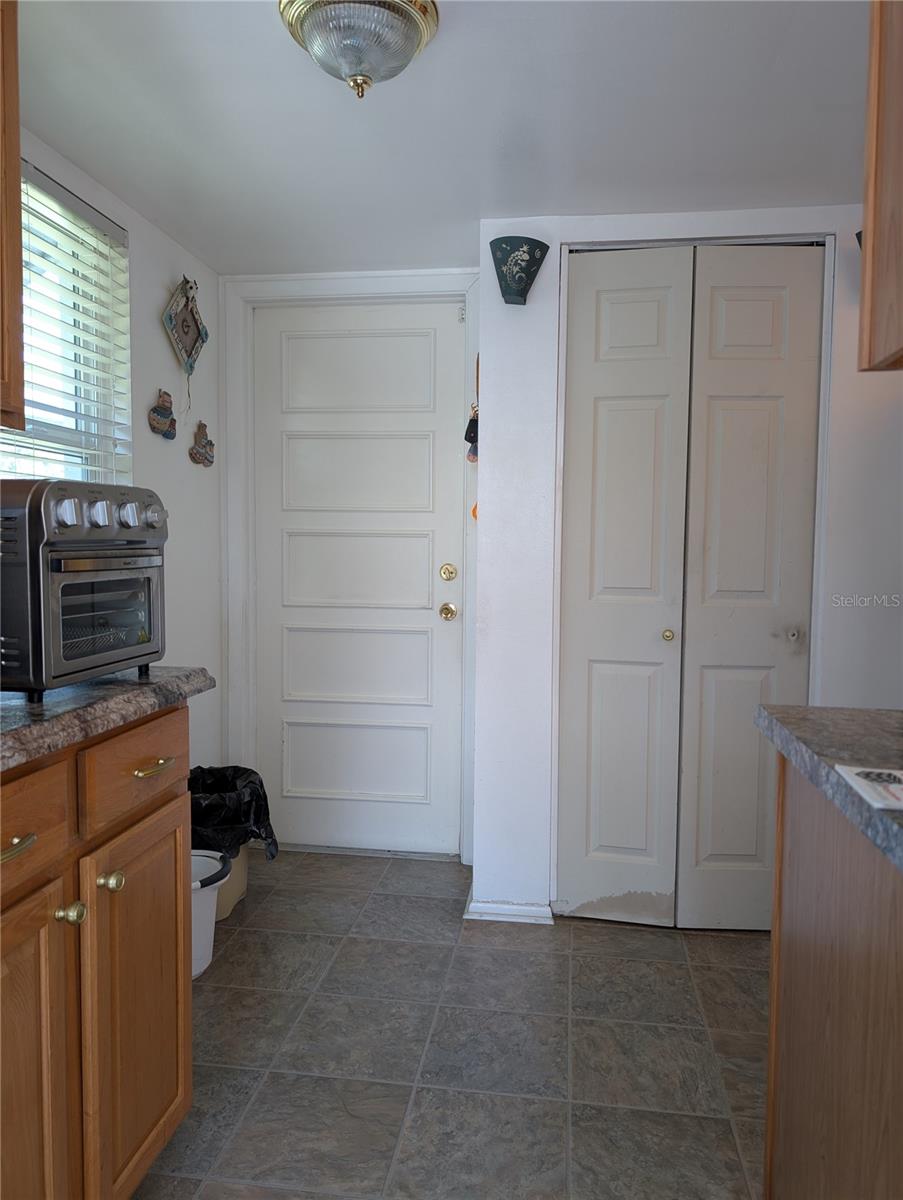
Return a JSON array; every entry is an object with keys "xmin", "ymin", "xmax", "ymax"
[{"xmin": 0, "ymin": 479, "xmax": 169, "ymax": 702}]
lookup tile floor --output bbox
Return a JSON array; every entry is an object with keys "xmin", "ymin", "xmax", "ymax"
[{"xmin": 134, "ymin": 850, "xmax": 769, "ymax": 1200}]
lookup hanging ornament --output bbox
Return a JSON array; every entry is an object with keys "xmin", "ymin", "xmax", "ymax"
[
  {"xmin": 188, "ymin": 421, "xmax": 215, "ymax": 467},
  {"xmin": 163, "ymin": 276, "xmax": 209, "ymax": 409},
  {"xmin": 147, "ymin": 389, "xmax": 176, "ymax": 440}
]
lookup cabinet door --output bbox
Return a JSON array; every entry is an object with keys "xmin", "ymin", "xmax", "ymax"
[
  {"xmin": 79, "ymin": 794, "xmax": 192, "ymax": 1200},
  {"xmin": 0, "ymin": 0, "xmax": 25, "ymax": 429},
  {"xmin": 1, "ymin": 878, "xmax": 73, "ymax": 1198}
]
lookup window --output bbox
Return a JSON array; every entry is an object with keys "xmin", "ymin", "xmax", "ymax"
[{"xmin": 1, "ymin": 164, "xmax": 132, "ymax": 483}]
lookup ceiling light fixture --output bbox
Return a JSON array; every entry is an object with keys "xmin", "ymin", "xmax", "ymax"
[{"xmin": 279, "ymin": 0, "xmax": 439, "ymax": 99}]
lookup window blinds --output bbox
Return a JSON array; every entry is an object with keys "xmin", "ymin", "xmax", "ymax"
[{"xmin": 0, "ymin": 165, "xmax": 132, "ymax": 483}]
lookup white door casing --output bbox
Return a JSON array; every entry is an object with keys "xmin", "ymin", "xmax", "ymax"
[
  {"xmin": 556, "ymin": 247, "xmax": 694, "ymax": 924},
  {"xmin": 677, "ymin": 244, "xmax": 823, "ymax": 928},
  {"xmin": 253, "ymin": 300, "xmax": 467, "ymax": 853}
]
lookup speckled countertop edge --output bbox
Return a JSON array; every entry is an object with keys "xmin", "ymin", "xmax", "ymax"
[
  {"xmin": 756, "ymin": 704, "xmax": 903, "ymax": 875},
  {"xmin": 1, "ymin": 666, "xmax": 215, "ymax": 773}
]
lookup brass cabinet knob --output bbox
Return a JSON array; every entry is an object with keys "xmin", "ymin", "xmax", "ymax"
[
  {"xmin": 54, "ymin": 901, "xmax": 87, "ymax": 926},
  {"xmin": 133, "ymin": 757, "xmax": 175, "ymax": 779},
  {"xmin": 439, "ymin": 603, "xmax": 458, "ymax": 621},
  {"xmin": 1, "ymin": 832, "xmax": 37, "ymax": 864},
  {"xmin": 662, "ymin": 629, "xmax": 675, "ymax": 642},
  {"xmin": 439, "ymin": 563, "xmax": 458, "ymax": 582},
  {"xmin": 97, "ymin": 871, "xmax": 126, "ymax": 893}
]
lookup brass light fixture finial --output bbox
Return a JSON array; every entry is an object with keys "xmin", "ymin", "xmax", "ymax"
[{"xmin": 279, "ymin": 0, "xmax": 439, "ymax": 99}]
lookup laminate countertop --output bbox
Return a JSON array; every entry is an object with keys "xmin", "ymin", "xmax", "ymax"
[
  {"xmin": 0, "ymin": 666, "xmax": 215, "ymax": 773},
  {"xmin": 756, "ymin": 704, "xmax": 903, "ymax": 875}
]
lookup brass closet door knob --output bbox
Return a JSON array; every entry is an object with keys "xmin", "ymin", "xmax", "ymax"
[
  {"xmin": 662, "ymin": 629, "xmax": 675, "ymax": 642},
  {"xmin": 439, "ymin": 563, "xmax": 458, "ymax": 581},
  {"xmin": 439, "ymin": 603, "xmax": 458, "ymax": 621}
]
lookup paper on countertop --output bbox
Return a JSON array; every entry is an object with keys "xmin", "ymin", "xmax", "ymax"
[{"xmin": 835, "ymin": 765, "xmax": 903, "ymax": 812}]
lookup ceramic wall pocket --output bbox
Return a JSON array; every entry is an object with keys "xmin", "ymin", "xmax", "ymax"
[
  {"xmin": 148, "ymin": 389, "xmax": 177, "ymax": 440},
  {"xmin": 490, "ymin": 237, "xmax": 550, "ymax": 305},
  {"xmin": 188, "ymin": 420, "xmax": 215, "ymax": 467}
]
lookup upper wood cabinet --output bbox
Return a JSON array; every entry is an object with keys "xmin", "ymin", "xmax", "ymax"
[
  {"xmin": 0, "ymin": 0, "xmax": 24, "ymax": 428},
  {"xmin": 859, "ymin": 0, "xmax": 903, "ymax": 371}
]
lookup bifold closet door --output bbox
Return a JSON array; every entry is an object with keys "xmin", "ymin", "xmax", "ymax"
[
  {"xmin": 556, "ymin": 247, "xmax": 693, "ymax": 924},
  {"xmin": 676, "ymin": 244, "xmax": 823, "ymax": 929}
]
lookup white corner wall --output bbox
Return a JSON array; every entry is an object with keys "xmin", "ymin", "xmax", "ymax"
[
  {"xmin": 20, "ymin": 131, "xmax": 224, "ymax": 766},
  {"xmin": 473, "ymin": 205, "xmax": 903, "ymax": 915}
]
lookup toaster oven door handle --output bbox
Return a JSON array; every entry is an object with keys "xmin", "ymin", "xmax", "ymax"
[{"xmin": 50, "ymin": 555, "xmax": 163, "ymax": 572}]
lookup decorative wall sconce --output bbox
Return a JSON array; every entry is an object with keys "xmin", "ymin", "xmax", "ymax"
[{"xmin": 490, "ymin": 237, "xmax": 550, "ymax": 305}]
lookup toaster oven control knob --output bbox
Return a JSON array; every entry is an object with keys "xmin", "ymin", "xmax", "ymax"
[
  {"xmin": 145, "ymin": 504, "xmax": 168, "ymax": 529},
  {"xmin": 118, "ymin": 501, "xmax": 141, "ymax": 529},
  {"xmin": 87, "ymin": 499, "xmax": 112, "ymax": 528},
  {"xmin": 54, "ymin": 497, "xmax": 81, "ymax": 528}
]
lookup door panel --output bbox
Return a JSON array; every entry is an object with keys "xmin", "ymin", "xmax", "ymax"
[
  {"xmin": 556, "ymin": 247, "xmax": 693, "ymax": 923},
  {"xmin": 80, "ymin": 794, "xmax": 191, "ymax": 1200},
  {"xmin": 677, "ymin": 245, "xmax": 823, "ymax": 928},
  {"xmin": 254, "ymin": 302, "xmax": 466, "ymax": 853},
  {"xmin": 1, "ymin": 878, "xmax": 72, "ymax": 1199}
]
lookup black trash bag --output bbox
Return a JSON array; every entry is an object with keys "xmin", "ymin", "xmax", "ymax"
[{"xmin": 189, "ymin": 765, "xmax": 279, "ymax": 861}]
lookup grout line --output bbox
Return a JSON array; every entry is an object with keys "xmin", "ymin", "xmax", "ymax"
[
  {"xmin": 378, "ymin": 897, "xmax": 466, "ymax": 1196},
  {"xmin": 730, "ymin": 1114, "xmax": 760, "ymax": 1200},
  {"xmin": 566, "ymin": 938, "xmax": 574, "ymax": 1200}
]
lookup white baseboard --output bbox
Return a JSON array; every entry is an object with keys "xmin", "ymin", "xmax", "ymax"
[{"xmin": 463, "ymin": 889, "xmax": 555, "ymax": 925}]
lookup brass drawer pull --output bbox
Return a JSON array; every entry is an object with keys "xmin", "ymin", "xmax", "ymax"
[
  {"xmin": 1, "ymin": 832, "xmax": 38, "ymax": 864},
  {"xmin": 133, "ymin": 757, "xmax": 175, "ymax": 779},
  {"xmin": 97, "ymin": 871, "xmax": 126, "ymax": 893},
  {"xmin": 54, "ymin": 901, "xmax": 87, "ymax": 926}
]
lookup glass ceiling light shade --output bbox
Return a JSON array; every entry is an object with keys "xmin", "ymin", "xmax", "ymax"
[{"xmin": 279, "ymin": 0, "xmax": 439, "ymax": 98}]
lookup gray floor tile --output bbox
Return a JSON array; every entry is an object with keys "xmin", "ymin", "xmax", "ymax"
[
  {"xmin": 352, "ymin": 893, "xmax": 465, "ymax": 944},
  {"xmin": 213, "ymin": 1072, "xmax": 410, "ymax": 1194},
  {"xmin": 197, "ymin": 1184, "xmax": 349, "ymax": 1200},
  {"xmin": 734, "ymin": 1118, "xmax": 765, "ymax": 1200},
  {"xmin": 211, "ymin": 925, "xmax": 237, "ymax": 960},
  {"xmin": 684, "ymin": 932, "xmax": 771, "ymax": 971},
  {"xmin": 459, "ymin": 918, "xmax": 571, "ymax": 953},
  {"xmin": 154, "ymin": 1065, "xmax": 262, "ymax": 1176},
  {"xmin": 570, "ymin": 921, "xmax": 687, "ymax": 963},
  {"xmin": 132, "ymin": 1176, "xmax": 200, "ymax": 1200},
  {"xmin": 287, "ymin": 852, "xmax": 391, "ymax": 891},
  {"xmin": 570, "ymin": 1104, "xmax": 748, "ymax": 1200},
  {"xmin": 571, "ymin": 1019, "xmax": 727, "ymax": 1115},
  {"xmin": 217, "ymin": 885, "xmax": 275, "ymax": 930},
  {"xmin": 243, "ymin": 886, "xmax": 370, "ymax": 935},
  {"xmin": 692, "ymin": 966, "xmax": 770, "ymax": 1036},
  {"xmin": 421, "ymin": 1007, "xmax": 567, "ymax": 1099},
  {"xmin": 385, "ymin": 1088, "xmax": 567, "ymax": 1199},
  {"xmin": 376, "ymin": 858, "xmax": 472, "ymax": 898},
  {"xmin": 192, "ymin": 985, "xmax": 308, "ymax": 1069},
  {"xmin": 442, "ymin": 946, "xmax": 569, "ymax": 1015},
  {"xmin": 710, "ymin": 1029, "xmax": 768, "ymax": 1120},
  {"xmin": 571, "ymin": 956, "xmax": 704, "ymax": 1026},
  {"xmin": 246, "ymin": 850, "xmax": 308, "ymax": 888},
  {"xmin": 202, "ymin": 930, "xmax": 339, "ymax": 993},
  {"xmin": 319, "ymin": 936, "xmax": 452, "ymax": 1002},
  {"xmin": 276, "ymin": 994, "xmax": 433, "ymax": 1083}
]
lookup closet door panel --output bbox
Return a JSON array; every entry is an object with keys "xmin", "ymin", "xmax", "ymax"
[
  {"xmin": 678, "ymin": 244, "xmax": 823, "ymax": 929},
  {"xmin": 556, "ymin": 247, "xmax": 693, "ymax": 923}
]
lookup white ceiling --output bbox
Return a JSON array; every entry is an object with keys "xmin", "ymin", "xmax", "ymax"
[{"xmin": 20, "ymin": 0, "xmax": 868, "ymax": 275}]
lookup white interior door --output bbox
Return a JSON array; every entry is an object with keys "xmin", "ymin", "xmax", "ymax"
[
  {"xmin": 677, "ymin": 244, "xmax": 823, "ymax": 928},
  {"xmin": 556, "ymin": 247, "xmax": 693, "ymax": 924},
  {"xmin": 253, "ymin": 300, "xmax": 467, "ymax": 853}
]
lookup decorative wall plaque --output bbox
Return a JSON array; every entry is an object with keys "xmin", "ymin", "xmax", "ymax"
[{"xmin": 163, "ymin": 276, "xmax": 209, "ymax": 377}]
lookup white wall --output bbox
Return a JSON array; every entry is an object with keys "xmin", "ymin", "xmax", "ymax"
[
  {"xmin": 473, "ymin": 205, "xmax": 903, "ymax": 915},
  {"xmin": 21, "ymin": 132, "xmax": 224, "ymax": 765}
]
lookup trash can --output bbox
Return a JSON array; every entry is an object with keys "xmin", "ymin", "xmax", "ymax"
[
  {"xmin": 191, "ymin": 851, "xmax": 231, "ymax": 978},
  {"xmin": 188, "ymin": 766, "xmax": 278, "ymax": 920}
]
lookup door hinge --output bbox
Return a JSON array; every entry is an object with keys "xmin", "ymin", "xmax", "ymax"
[{"xmin": 458, "ymin": 305, "xmax": 466, "ymax": 323}]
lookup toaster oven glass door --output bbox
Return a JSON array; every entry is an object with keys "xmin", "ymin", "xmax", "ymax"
[{"xmin": 48, "ymin": 561, "xmax": 163, "ymax": 677}]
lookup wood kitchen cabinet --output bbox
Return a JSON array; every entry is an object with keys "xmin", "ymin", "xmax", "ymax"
[
  {"xmin": 859, "ymin": 0, "xmax": 903, "ymax": 370},
  {"xmin": 0, "ymin": 705, "xmax": 194, "ymax": 1199},
  {"xmin": 0, "ymin": 0, "xmax": 24, "ymax": 429}
]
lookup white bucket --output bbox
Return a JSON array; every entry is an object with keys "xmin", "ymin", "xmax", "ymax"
[{"xmin": 191, "ymin": 851, "xmax": 232, "ymax": 979}]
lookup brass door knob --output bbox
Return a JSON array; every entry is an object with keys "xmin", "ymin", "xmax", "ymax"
[
  {"xmin": 439, "ymin": 603, "xmax": 458, "ymax": 621},
  {"xmin": 439, "ymin": 563, "xmax": 458, "ymax": 582},
  {"xmin": 97, "ymin": 871, "xmax": 126, "ymax": 892},
  {"xmin": 54, "ymin": 901, "xmax": 87, "ymax": 926},
  {"xmin": 662, "ymin": 629, "xmax": 675, "ymax": 642}
]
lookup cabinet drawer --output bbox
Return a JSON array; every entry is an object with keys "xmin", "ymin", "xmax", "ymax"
[
  {"xmin": 0, "ymin": 762, "xmax": 74, "ymax": 898},
  {"xmin": 78, "ymin": 709, "xmax": 189, "ymax": 836}
]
